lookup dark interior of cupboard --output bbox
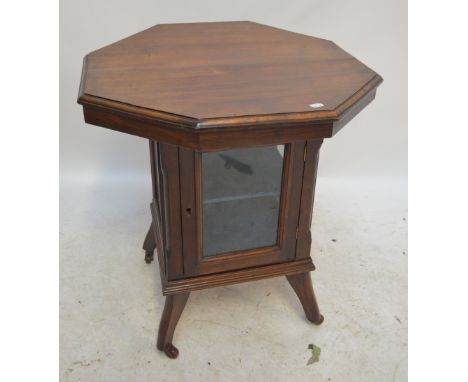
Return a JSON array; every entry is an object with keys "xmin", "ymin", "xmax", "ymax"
[{"xmin": 202, "ymin": 145, "xmax": 285, "ymax": 256}]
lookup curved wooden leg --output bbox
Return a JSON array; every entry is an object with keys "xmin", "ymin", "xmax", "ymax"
[
  {"xmin": 157, "ymin": 293, "xmax": 190, "ymax": 359},
  {"xmin": 142, "ymin": 222, "xmax": 156, "ymax": 264},
  {"xmin": 286, "ymin": 272, "xmax": 324, "ymax": 325}
]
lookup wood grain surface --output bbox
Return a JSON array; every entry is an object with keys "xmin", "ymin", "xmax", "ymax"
[{"xmin": 78, "ymin": 21, "xmax": 382, "ymax": 130}]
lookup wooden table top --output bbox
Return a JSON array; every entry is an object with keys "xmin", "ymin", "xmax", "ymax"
[{"xmin": 78, "ymin": 21, "xmax": 382, "ymax": 130}]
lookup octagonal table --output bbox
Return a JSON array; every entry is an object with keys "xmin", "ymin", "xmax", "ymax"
[{"xmin": 78, "ymin": 21, "xmax": 382, "ymax": 358}]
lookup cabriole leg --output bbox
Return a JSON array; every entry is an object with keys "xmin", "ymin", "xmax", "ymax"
[
  {"xmin": 142, "ymin": 222, "xmax": 156, "ymax": 264},
  {"xmin": 157, "ymin": 293, "xmax": 190, "ymax": 359},
  {"xmin": 286, "ymin": 272, "xmax": 324, "ymax": 325}
]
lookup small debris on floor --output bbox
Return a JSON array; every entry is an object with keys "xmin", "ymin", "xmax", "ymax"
[
  {"xmin": 402, "ymin": 251, "xmax": 406, "ymax": 255},
  {"xmin": 72, "ymin": 358, "xmax": 101, "ymax": 367},
  {"xmin": 207, "ymin": 362, "xmax": 211, "ymax": 366},
  {"xmin": 266, "ymin": 292, "xmax": 271, "ymax": 296},
  {"xmin": 402, "ymin": 217, "xmax": 406, "ymax": 221},
  {"xmin": 307, "ymin": 344, "xmax": 321, "ymax": 365},
  {"xmin": 394, "ymin": 315, "xmax": 402, "ymax": 324},
  {"xmin": 331, "ymin": 239, "xmax": 337, "ymax": 242}
]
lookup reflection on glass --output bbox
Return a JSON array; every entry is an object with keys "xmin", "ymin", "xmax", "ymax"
[{"xmin": 202, "ymin": 145, "xmax": 285, "ymax": 257}]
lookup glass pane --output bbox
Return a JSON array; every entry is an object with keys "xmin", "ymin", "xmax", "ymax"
[{"xmin": 202, "ymin": 145, "xmax": 285, "ymax": 257}]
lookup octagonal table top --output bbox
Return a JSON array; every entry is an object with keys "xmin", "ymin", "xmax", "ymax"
[{"xmin": 78, "ymin": 21, "xmax": 382, "ymax": 132}]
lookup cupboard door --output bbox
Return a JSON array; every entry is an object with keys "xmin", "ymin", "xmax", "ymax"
[{"xmin": 180, "ymin": 142, "xmax": 306, "ymax": 277}]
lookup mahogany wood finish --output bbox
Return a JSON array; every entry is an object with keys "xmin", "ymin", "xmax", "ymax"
[
  {"xmin": 142, "ymin": 222, "xmax": 156, "ymax": 264},
  {"xmin": 80, "ymin": 22, "xmax": 379, "ymax": 121},
  {"xmin": 78, "ymin": 21, "xmax": 382, "ymax": 151},
  {"xmin": 157, "ymin": 293, "xmax": 190, "ymax": 359},
  {"xmin": 179, "ymin": 142, "xmax": 304, "ymax": 277},
  {"xmin": 296, "ymin": 140, "xmax": 323, "ymax": 261},
  {"xmin": 77, "ymin": 21, "xmax": 382, "ymax": 359},
  {"xmin": 287, "ymin": 272, "xmax": 324, "ymax": 325},
  {"xmin": 162, "ymin": 258, "xmax": 315, "ymax": 295}
]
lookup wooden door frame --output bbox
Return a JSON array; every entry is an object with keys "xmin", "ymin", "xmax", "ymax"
[{"xmin": 179, "ymin": 141, "xmax": 306, "ymax": 277}]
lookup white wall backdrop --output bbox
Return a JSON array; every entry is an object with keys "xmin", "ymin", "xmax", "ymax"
[{"xmin": 60, "ymin": 0, "xmax": 407, "ymax": 181}]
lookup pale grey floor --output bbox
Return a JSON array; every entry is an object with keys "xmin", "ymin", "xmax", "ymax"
[{"xmin": 60, "ymin": 175, "xmax": 407, "ymax": 382}]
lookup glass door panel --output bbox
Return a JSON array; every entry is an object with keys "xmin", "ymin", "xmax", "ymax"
[{"xmin": 202, "ymin": 145, "xmax": 285, "ymax": 257}]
